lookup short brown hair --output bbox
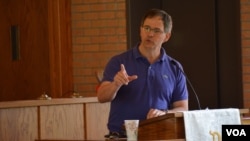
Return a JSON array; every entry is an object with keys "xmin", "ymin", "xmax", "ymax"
[{"xmin": 140, "ymin": 9, "xmax": 173, "ymax": 33}]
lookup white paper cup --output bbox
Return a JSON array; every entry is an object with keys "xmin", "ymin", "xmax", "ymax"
[{"xmin": 124, "ymin": 120, "xmax": 139, "ymax": 140}]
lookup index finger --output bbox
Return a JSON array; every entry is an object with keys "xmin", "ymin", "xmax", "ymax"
[{"xmin": 120, "ymin": 64, "xmax": 126, "ymax": 73}]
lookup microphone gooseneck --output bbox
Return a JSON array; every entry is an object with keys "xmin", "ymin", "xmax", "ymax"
[{"xmin": 171, "ymin": 60, "xmax": 202, "ymax": 110}]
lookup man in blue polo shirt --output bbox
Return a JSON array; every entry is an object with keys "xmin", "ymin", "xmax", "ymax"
[{"xmin": 97, "ymin": 8, "xmax": 189, "ymax": 138}]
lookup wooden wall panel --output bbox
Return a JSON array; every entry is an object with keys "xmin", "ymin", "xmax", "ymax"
[
  {"xmin": 85, "ymin": 102, "xmax": 110, "ymax": 140},
  {"xmin": 0, "ymin": 98, "xmax": 110, "ymax": 140},
  {"xmin": 39, "ymin": 104, "xmax": 84, "ymax": 140},
  {"xmin": 47, "ymin": 0, "xmax": 73, "ymax": 98},
  {"xmin": 0, "ymin": 107, "xmax": 38, "ymax": 141},
  {"xmin": 0, "ymin": 0, "xmax": 73, "ymax": 101},
  {"xmin": 0, "ymin": 0, "xmax": 50, "ymax": 101}
]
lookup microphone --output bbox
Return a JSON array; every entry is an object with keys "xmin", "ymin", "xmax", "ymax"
[{"xmin": 170, "ymin": 59, "xmax": 202, "ymax": 110}]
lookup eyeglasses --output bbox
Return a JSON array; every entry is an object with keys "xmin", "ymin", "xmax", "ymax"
[{"xmin": 142, "ymin": 25, "xmax": 165, "ymax": 35}]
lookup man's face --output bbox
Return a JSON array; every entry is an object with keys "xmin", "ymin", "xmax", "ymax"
[{"xmin": 140, "ymin": 16, "xmax": 170, "ymax": 50}]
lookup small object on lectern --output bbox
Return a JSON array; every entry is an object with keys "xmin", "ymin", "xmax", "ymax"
[
  {"xmin": 37, "ymin": 92, "xmax": 52, "ymax": 100},
  {"xmin": 71, "ymin": 92, "xmax": 83, "ymax": 98}
]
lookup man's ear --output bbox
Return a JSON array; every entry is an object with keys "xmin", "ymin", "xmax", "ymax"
[{"xmin": 164, "ymin": 32, "xmax": 171, "ymax": 42}]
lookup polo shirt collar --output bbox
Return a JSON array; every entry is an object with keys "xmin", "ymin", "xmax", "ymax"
[{"xmin": 132, "ymin": 45, "xmax": 167, "ymax": 62}]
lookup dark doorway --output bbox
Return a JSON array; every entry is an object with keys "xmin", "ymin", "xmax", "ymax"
[{"xmin": 126, "ymin": 0, "xmax": 243, "ymax": 110}]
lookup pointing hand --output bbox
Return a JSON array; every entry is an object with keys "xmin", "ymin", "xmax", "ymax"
[{"xmin": 113, "ymin": 64, "xmax": 138, "ymax": 86}]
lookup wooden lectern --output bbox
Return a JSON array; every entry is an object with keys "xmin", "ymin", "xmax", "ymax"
[
  {"xmin": 138, "ymin": 109, "xmax": 250, "ymax": 140},
  {"xmin": 138, "ymin": 112, "xmax": 185, "ymax": 140}
]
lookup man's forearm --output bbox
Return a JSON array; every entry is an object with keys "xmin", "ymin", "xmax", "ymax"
[{"xmin": 97, "ymin": 81, "xmax": 121, "ymax": 103}]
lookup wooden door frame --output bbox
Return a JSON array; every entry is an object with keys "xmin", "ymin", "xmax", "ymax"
[{"xmin": 48, "ymin": 0, "xmax": 73, "ymax": 98}]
